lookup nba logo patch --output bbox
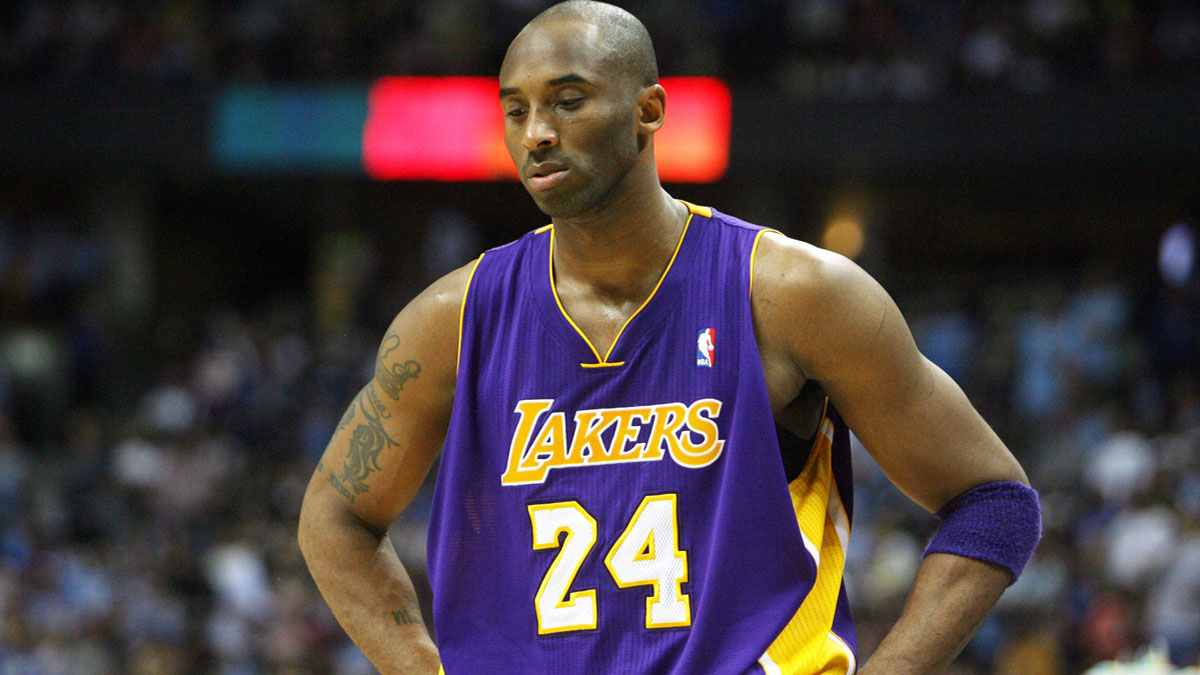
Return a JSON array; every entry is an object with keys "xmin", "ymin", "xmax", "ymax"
[{"xmin": 696, "ymin": 328, "xmax": 715, "ymax": 367}]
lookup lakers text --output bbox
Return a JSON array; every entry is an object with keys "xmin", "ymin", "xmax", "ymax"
[{"xmin": 501, "ymin": 399, "xmax": 726, "ymax": 485}]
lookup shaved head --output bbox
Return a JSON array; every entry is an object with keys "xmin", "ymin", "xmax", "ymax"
[
  {"xmin": 499, "ymin": 1, "xmax": 668, "ymax": 218},
  {"xmin": 519, "ymin": 1, "xmax": 658, "ymax": 89}
]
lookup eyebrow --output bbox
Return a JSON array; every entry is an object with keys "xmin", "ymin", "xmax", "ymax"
[{"xmin": 499, "ymin": 73, "xmax": 590, "ymax": 99}]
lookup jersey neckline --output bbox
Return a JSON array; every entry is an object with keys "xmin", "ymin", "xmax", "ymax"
[{"xmin": 529, "ymin": 201, "xmax": 710, "ymax": 369}]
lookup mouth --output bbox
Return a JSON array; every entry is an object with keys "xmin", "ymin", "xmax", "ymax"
[{"xmin": 527, "ymin": 164, "xmax": 569, "ymax": 190}]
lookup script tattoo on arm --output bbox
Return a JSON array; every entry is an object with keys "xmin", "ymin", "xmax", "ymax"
[
  {"xmin": 329, "ymin": 384, "xmax": 402, "ymax": 504},
  {"xmin": 376, "ymin": 333, "xmax": 421, "ymax": 400},
  {"xmin": 391, "ymin": 608, "xmax": 422, "ymax": 625},
  {"xmin": 390, "ymin": 588, "xmax": 424, "ymax": 626}
]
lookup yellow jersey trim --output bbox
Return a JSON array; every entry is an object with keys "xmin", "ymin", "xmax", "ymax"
[
  {"xmin": 759, "ymin": 403, "xmax": 854, "ymax": 674},
  {"xmin": 535, "ymin": 224, "xmax": 553, "ymax": 234},
  {"xmin": 678, "ymin": 200, "xmax": 712, "ymax": 218},
  {"xmin": 456, "ymin": 254, "xmax": 485, "ymax": 372},
  {"xmin": 748, "ymin": 228, "xmax": 780, "ymax": 300},
  {"xmin": 827, "ymin": 617, "xmax": 858, "ymax": 673},
  {"xmin": 547, "ymin": 211, "xmax": 694, "ymax": 368}
]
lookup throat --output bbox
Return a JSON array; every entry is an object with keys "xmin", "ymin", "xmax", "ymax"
[
  {"xmin": 549, "ymin": 203, "xmax": 689, "ymax": 361},
  {"xmin": 553, "ymin": 253, "xmax": 668, "ymax": 358},
  {"xmin": 554, "ymin": 286, "xmax": 646, "ymax": 360},
  {"xmin": 549, "ymin": 193, "xmax": 689, "ymax": 287}
]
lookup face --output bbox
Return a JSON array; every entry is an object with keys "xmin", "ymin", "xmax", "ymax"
[{"xmin": 499, "ymin": 20, "xmax": 643, "ymax": 218}]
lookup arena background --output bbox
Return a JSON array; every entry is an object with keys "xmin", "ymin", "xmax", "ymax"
[{"xmin": 2, "ymin": 1, "xmax": 1199, "ymax": 673}]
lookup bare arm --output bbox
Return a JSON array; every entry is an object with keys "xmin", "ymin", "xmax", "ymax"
[
  {"xmin": 298, "ymin": 260, "xmax": 477, "ymax": 675},
  {"xmin": 754, "ymin": 234, "xmax": 1029, "ymax": 673}
]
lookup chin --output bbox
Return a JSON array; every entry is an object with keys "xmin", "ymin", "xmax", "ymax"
[
  {"xmin": 523, "ymin": 173, "xmax": 613, "ymax": 220},
  {"xmin": 529, "ymin": 191, "xmax": 585, "ymax": 219},
  {"xmin": 524, "ymin": 191, "xmax": 555, "ymax": 216}
]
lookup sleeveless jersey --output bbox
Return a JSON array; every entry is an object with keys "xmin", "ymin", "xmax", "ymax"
[{"xmin": 429, "ymin": 202, "xmax": 858, "ymax": 674}]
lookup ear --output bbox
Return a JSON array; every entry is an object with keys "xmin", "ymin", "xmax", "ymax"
[{"xmin": 636, "ymin": 84, "xmax": 667, "ymax": 134}]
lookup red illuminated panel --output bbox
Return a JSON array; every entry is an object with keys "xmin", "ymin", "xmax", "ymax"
[
  {"xmin": 363, "ymin": 76, "xmax": 730, "ymax": 182},
  {"xmin": 655, "ymin": 77, "xmax": 731, "ymax": 182},
  {"xmin": 363, "ymin": 77, "xmax": 514, "ymax": 181}
]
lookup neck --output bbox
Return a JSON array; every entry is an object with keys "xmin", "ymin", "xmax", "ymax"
[{"xmin": 551, "ymin": 165, "xmax": 687, "ymax": 302}]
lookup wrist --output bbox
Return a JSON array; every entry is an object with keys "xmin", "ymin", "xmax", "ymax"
[
  {"xmin": 923, "ymin": 480, "xmax": 1042, "ymax": 583},
  {"xmin": 382, "ymin": 643, "xmax": 440, "ymax": 675}
]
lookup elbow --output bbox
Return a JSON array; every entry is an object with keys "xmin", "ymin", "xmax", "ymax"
[
  {"xmin": 1002, "ymin": 456, "xmax": 1032, "ymax": 488},
  {"xmin": 297, "ymin": 485, "xmax": 388, "ymax": 566},
  {"xmin": 297, "ymin": 486, "xmax": 337, "ymax": 564}
]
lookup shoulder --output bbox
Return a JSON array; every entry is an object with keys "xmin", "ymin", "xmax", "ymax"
[
  {"xmin": 376, "ymin": 257, "xmax": 483, "ymax": 385},
  {"xmin": 383, "ymin": 222, "xmax": 554, "ymax": 364},
  {"xmin": 410, "ymin": 223, "xmax": 549, "ymax": 318},
  {"xmin": 752, "ymin": 231, "xmax": 885, "ymax": 322},
  {"xmin": 404, "ymin": 256, "xmax": 483, "ymax": 323},
  {"xmin": 454, "ymin": 225, "xmax": 550, "ymax": 289},
  {"xmin": 751, "ymin": 232, "xmax": 894, "ymax": 376},
  {"xmin": 688, "ymin": 204, "xmax": 852, "ymax": 293}
]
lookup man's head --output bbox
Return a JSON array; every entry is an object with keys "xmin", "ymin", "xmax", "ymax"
[{"xmin": 499, "ymin": 1, "xmax": 664, "ymax": 218}]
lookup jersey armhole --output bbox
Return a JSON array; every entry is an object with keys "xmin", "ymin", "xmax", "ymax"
[
  {"xmin": 748, "ymin": 229, "xmax": 781, "ymax": 300},
  {"xmin": 456, "ymin": 253, "xmax": 485, "ymax": 373}
]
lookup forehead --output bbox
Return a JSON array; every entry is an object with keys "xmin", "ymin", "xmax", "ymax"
[{"xmin": 499, "ymin": 20, "xmax": 613, "ymax": 88}]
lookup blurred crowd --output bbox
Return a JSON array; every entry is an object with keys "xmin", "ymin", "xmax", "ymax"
[
  {"xmin": 3, "ymin": 0, "xmax": 1200, "ymax": 97},
  {"xmin": 1, "ymin": 201, "xmax": 1198, "ymax": 674}
]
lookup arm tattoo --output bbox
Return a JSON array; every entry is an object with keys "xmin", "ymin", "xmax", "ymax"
[
  {"xmin": 391, "ymin": 588, "xmax": 424, "ymax": 625},
  {"xmin": 329, "ymin": 384, "xmax": 401, "ymax": 504},
  {"xmin": 376, "ymin": 334, "xmax": 422, "ymax": 400},
  {"xmin": 392, "ymin": 609, "xmax": 423, "ymax": 625}
]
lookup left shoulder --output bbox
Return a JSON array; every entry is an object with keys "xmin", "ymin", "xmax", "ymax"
[
  {"xmin": 752, "ymin": 234, "xmax": 1029, "ymax": 516},
  {"xmin": 751, "ymin": 231, "xmax": 898, "ymax": 377},
  {"xmin": 752, "ymin": 232, "xmax": 890, "ymax": 327}
]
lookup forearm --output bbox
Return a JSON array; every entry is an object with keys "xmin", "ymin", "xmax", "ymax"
[
  {"xmin": 299, "ymin": 499, "xmax": 440, "ymax": 675},
  {"xmin": 859, "ymin": 553, "xmax": 1009, "ymax": 674}
]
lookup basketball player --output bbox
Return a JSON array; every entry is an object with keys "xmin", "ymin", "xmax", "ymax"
[{"xmin": 298, "ymin": 2, "xmax": 1041, "ymax": 673}]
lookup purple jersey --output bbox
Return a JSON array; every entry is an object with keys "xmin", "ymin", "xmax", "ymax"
[{"xmin": 429, "ymin": 202, "xmax": 857, "ymax": 674}]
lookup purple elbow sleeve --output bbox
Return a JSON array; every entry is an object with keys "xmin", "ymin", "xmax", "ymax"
[{"xmin": 922, "ymin": 481, "xmax": 1042, "ymax": 584}]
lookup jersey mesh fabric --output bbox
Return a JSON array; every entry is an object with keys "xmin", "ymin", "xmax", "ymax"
[{"xmin": 428, "ymin": 203, "xmax": 857, "ymax": 674}]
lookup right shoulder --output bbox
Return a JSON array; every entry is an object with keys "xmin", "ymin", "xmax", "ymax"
[
  {"xmin": 375, "ymin": 256, "xmax": 484, "ymax": 391},
  {"xmin": 396, "ymin": 225, "xmax": 545, "ymax": 345},
  {"xmin": 405, "ymin": 256, "xmax": 484, "ymax": 323}
]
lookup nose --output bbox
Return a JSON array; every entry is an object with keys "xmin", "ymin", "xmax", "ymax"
[{"xmin": 522, "ymin": 108, "xmax": 558, "ymax": 152}]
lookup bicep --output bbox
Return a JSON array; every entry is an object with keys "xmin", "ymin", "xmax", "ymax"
[
  {"xmin": 305, "ymin": 261, "xmax": 475, "ymax": 531},
  {"xmin": 317, "ymin": 376, "xmax": 449, "ymax": 531},
  {"xmin": 795, "ymin": 255, "xmax": 1026, "ymax": 513}
]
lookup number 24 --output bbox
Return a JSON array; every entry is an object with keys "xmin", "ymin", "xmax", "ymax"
[{"xmin": 528, "ymin": 494, "xmax": 691, "ymax": 634}]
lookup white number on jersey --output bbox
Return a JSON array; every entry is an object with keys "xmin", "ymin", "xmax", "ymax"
[
  {"xmin": 527, "ymin": 495, "xmax": 691, "ymax": 634},
  {"xmin": 604, "ymin": 494, "xmax": 691, "ymax": 628},
  {"xmin": 528, "ymin": 502, "xmax": 599, "ymax": 633}
]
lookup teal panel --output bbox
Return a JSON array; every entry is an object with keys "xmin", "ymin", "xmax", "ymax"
[{"xmin": 213, "ymin": 85, "xmax": 369, "ymax": 174}]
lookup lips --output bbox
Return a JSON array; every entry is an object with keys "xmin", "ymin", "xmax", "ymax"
[{"xmin": 527, "ymin": 162, "xmax": 569, "ymax": 190}]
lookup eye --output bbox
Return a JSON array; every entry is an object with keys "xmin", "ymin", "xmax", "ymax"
[
  {"xmin": 557, "ymin": 97, "xmax": 583, "ymax": 109},
  {"xmin": 505, "ymin": 106, "xmax": 527, "ymax": 118}
]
